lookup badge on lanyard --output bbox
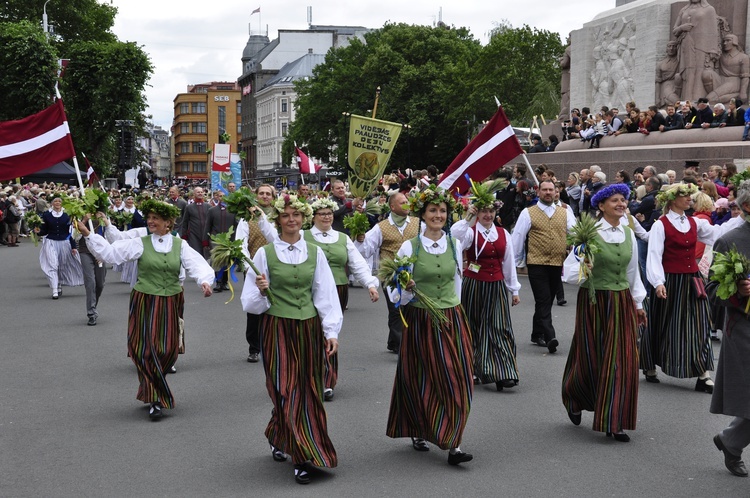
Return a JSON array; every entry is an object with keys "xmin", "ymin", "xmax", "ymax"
[{"xmin": 468, "ymin": 262, "xmax": 481, "ymax": 273}]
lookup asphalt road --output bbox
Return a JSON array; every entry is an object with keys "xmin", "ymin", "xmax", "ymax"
[{"xmin": 1, "ymin": 238, "xmax": 746, "ymax": 497}]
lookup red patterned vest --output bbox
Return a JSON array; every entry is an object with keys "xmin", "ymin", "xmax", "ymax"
[
  {"xmin": 463, "ymin": 225, "xmax": 506, "ymax": 282},
  {"xmin": 661, "ymin": 215, "xmax": 697, "ymax": 274}
]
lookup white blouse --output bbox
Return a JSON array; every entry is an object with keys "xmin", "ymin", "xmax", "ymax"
[
  {"xmin": 308, "ymin": 226, "xmax": 379, "ymax": 290},
  {"xmin": 240, "ymin": 238, "xmax": 343, "ymax": 340},
  {"xmin": 388, "ymin": 233, "xmax": 463, "ymax": 306},
  {"xmin": 450, "ymin": 219, "xmax": 521, "ymax": 295},
  {"xmin": 646, "ymin": 210, "xmax": 720, "ymax": 287}
]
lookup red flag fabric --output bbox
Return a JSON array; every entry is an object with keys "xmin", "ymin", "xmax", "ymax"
[
  {"xmin": 82, "ymin": 153, "xmax": 99, "ymax": 186},
  {"xmin": 251, "ymin": 7, "xmax": 260, "ymax": 15},
  {"xmin": 0, "ymin": 100, "xmax": 76, "ymax": 181},
  {"xmin": 438, "ymin": 106, "xmax": 523, "ymax": 193},
  {"xmin": 296, "ymin": 147, "xmax": 322, "ymax": 174}
]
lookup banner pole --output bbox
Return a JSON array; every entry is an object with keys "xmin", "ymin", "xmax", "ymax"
[
  {"xmin": 520, "ymin": 153, "xmax": 539, "ymax": 187},
  {"xmin": 372, "ymin": 86, "xmax": 381, "ymax": 119}
]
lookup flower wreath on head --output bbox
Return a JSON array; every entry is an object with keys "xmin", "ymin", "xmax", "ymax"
[
  {"xmin": 267, "ymin": 193, "xmax": 313, "ymax": 225},
  {"xmin": 590, "ymin": 183, "xmax": 631, "ymax": 208},
  {"xmin": 466, "ymin": 176, "xmax": 508, "ymax": 210},
  {"xmin": 139, "ymin": 199, "xmax": 181, "ymax": 221},
  {"xmin": 656, "ymin": 183, "xmax": 699, "ymax": 212},
  {"xmin": 310, "ymin": 197, "xmax": 338, "ymax": 214},
  {"xmin": 404, "ymin": 184, "xmax": 457, "ymax": 216}
]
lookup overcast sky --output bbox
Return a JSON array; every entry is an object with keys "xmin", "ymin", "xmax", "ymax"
[{"xmin": 109, "ymin": 0, "xmax": 610, "ymax": 130}]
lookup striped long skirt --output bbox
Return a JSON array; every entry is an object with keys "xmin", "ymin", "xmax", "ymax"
[
  {"xmin": 562, "ymin": 288, "xmax": 639, "ymax": 433},
  {"xmin": 324, "ymin": 284, "xmax": 348, "ymax": 390},
  {"xmin": 261, "ymin": 314, "xmax": 337, "ymax": 467},
  {"xmin": 39, "ymin": 238, "xmax": 83, "ymax": 290},
  {"xmin": 128, "ymin": 290, "xmax": 183, "ymax": 409},
  {"xmin": 640, "ymin": 272, "xmax": 714, "ymax": 378},
  {"xmin": 386, "ymin": 305, "xmax": 473, "ymax": 450},
  {"xmin": 461, "ymin": 277, "xmax": 519, "ymax": 384}
]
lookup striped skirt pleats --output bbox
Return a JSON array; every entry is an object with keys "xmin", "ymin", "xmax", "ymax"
[
  {"xmin": 324, "ymin": 284, "xmax": 348, "ymax": 390},
  {"xmin": 127, "ymin": 290, "xmax": 184, "ymax": 409},
  {"xmin": 562, "ymin": 288, "xmax": 639, "ymax": 433},
  {"xmin": 261, "ymin": 314, "xmax": 337, "ymax": 467},
  {"xmin": 461, "ymin": 277, "xmax": 519, "ymax": 384},
  {"xmin": 386, "ymin": 305, "xmax": 473, "ymax": 450},
  {"xmin": 640, "ymin": 272, "xmax": 714, "ymax": 378},
  {"xmin": 39, "ymin": 238, "xmax": 84, "ymax": 289}
]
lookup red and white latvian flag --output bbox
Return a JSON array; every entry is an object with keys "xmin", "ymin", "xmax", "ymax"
[
  {"xmin": 0, "ymin": 100, "xmax": 76, "ymax": 181},
  {"xmin": 438, "ymin": 106, "xmax": 523, "ymax": 193},
  {"xmin": 296, "ymin": 146, "xmax": 322, "ymax": 174},
  {"xmin": 82, "ymin": 152, "xmax": 99, "ymax": 186}
]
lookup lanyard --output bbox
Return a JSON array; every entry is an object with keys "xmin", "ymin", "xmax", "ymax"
[{"xmin": 474, "ymin": 224, "xmax": 492, "ymax": 260}]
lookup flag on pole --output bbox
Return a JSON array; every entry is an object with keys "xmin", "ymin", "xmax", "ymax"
[
  {"xmin": 82, "ymin": 153, "xmax": 99, "ymax": 186},
  {"xmin": 295, "ymin": 147, "xmax": 322, "ymax": 174},
  {"xmin": 251, "ymin": 7, "xmax": 260, "ymax": 15},
  {"xmin": 0, "ymin": 100, "xmax": 76, "ymax": 181},
  {"xmin": 437, "ymin": 106, "xmax": 523, "ymax": 193}
]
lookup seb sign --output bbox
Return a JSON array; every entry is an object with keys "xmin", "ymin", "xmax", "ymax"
[{"xmin": 214, "ymin": 96, "xmax": 230, "ymax": 102}]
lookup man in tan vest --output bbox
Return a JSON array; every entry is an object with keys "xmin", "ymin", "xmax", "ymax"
[
  {"xmin": 356, "ymin": 192, "xmax": 420, "ymax": 353},
  {"xmin": 511, "ymin": 180, "xmax": 575, "ymax": 354}
]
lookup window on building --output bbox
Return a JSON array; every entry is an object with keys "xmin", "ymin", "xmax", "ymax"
[
  {"xmin": 191, "ymin": 102, "xmax": 206, "ymax": 114},
  {"xmin": 192, "ymin": 122, "xmax": 206, "ymax": 133},
  {"xmin": 218, "ymin": 106, "xmax": 226, "ymax": 135},
  {"xmin": 179, "ymin": 103, "xmax": 189, "ymax": 114},
  {"xmin": 176, "ymin": 162, "xmax": 188, "ymax": 173},
  {"xmin": 193, "ymin": 142, "xmax": 207, "ymax": 153},
  {"xmin": 180, "ymin": 123, "xmax": 190, "ymax": 134},
  {"xmin": 180, "ymin": 142, "xmax": 190, "ymax": 153},
  {"xmin": 193, "ymin": 162, "xmax": 207, "ymax": 172},
  {"xmin": 281, "ymin": 99, "xmax": 288, "ymax": 113},
  {"xmin": 237, "ymin": 122, "xmax": 242, "ymax": 134},
  {"xmin": 281, "ymin": 122, "xmax": 288, "ymax": 136},
  {"xmin": 236, "ymin": 102, "xmax": 242, "ymax": 114}
]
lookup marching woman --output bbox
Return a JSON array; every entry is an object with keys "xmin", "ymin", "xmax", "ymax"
[
  {"xmin": 386, "ymin": 186, "xmax": 474, "ymax": 465},
  {"xmin": 37, "ymin": 194, "xmax": 83, "ymax": 299},
  {"xmin": 241, "ymin": 194, "xmax": 342, "ymax": 485},
  {"xmin": 561, "ymin": 184, "xmax": 646, "ymax": 442},
  {"xmin": 451, "ymin": 182, "xmax": 521, "ymax": 392},
  {"xmin": 76, "ymin": 200, "xmax": 213, "ymax": 420},
  {"xmin": 640, "ymin": 183, "xmax": 719, "ymax": 391},
  {"xmin": 304, "ymin": 197, "xmax": 379, "ymax": 401}
]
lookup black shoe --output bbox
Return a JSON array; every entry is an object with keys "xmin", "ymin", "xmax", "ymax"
[
  {"xmin": 411, "ymin": 437, "xmax": 429, "ymax": 452},
  {"xmin": 547, "ymin": 338, "xmax": 559, "ymax": 354},
  {"xmin": 568, "ymin": 409, "xmax": 581, "ymax": 426},
  {"xmin": 714, "ymin": 434, "xmax": 749, "ymax": 477},
  {"xmin": 496, "ymin": 379, "xmax": 516, "ymax": 391},
  {"xmin": 448, "ymin": 450, "xmax": 473, "ymax": 465},
  {"xmin": 87, "ymin": 316, "xmax": 97, "ymax": 326},
  {"xmin": 213, "ymin": 286, "xmax": 223, "ymax": 293},
  {"xmin": 532, "ymin": 338, "xmax": 547, "ymax": 347},
  {"xmin": 606, "ymin": 432, "xmax": 630, "ymax": 442},
  {"xmin": 644, "ymin": 372, "xmax": 660, "ymax": 383},
  {"xmin": 221, "ymin": 284, "xmax": 229, "ymax": 291},
  {"xmin": 294, "ymin": 464, "xmax": 310, "ymax": 484},
  {"xmin": 169, "ymin": 365, "xmax": 177, "ymax": 374},
  {"xmin": 324, "ymin": 388, "xmax": 334, "ymax": 401},
  {"xmin": 557, "ymin": 300, "xmax": 567, "ymax": 306},
  {"xmin": 696, "ymin": 377, "xmax": 714, "ymax": 394},
  {"xmin": 149, "ymin": 403, "xmax": 162, "ymax": 421},
  {"xmin": 247, "ymin": 352, "xmax": 260, "ymax": 363},
  {"xmin": 711, "ymin": 335, "xmax": 721, "ymax": 343},
  {"xmin": 271, "ymin": 444, "xmax": 287, "ymax": 462},
  {"xmin": 387, "ymin": 346, "xmax": 399, "ymax": 354}
]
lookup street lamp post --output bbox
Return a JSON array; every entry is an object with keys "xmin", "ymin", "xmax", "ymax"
[{"xmin": 42, "ymin": 0, "xmax": 52, "ymax": 37}]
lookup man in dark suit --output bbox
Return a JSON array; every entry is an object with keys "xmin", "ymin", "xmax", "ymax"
[
  {"xmin": 166, "ymin": 186, "xmax": 187, "ymax": 235},
  {"xmin": 181, "ymin": 187, "xmax": 210, "ymax": 258},
  {"xmin": 203, "ymin": 192, "xmax": 237, "ymax": 292},
  {"xmin": 331, "ymin": 179, "xmax": 353, "ymax": 233}
]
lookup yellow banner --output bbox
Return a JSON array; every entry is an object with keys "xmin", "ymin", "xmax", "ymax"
[{"xmin": 346, "ymin": 114, "xmax": 403, "ymax": 198}]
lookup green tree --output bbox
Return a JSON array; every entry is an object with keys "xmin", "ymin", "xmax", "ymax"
[
  {"xmin": 0, "ymin": 20, "xmax": 58, "ymax": 120},
  {"xmin": 286, "ymin": 23, "xmax": 482, "ymax": 173},
  {"xmin": 469, "ymin": 22, "xmax": 564, "ymax": 126}
]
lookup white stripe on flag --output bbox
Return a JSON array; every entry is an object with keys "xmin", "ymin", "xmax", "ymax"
[
  {"xmin": 0, "ymin": 122, "xmax": 71, "ymax": 159},
  {"xmin": 438, "ymin": 124, "xmax": 516, "ymax": 190}
]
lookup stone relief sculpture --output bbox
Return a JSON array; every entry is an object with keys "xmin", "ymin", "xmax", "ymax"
[
  {"xmin": 672, "ymin": 0, "xmax": 721, "ymax": 101},
  {"xmin": 590, "ymin": 18, "xmax": 635, "ymax": 109},
  {"xmin": 703, "ymin": 34, "xmax": 750, "ymax": 103},
  {"xmin": 560, "ymin": 40, "xmax": 571, "ymax": 117},
  {"xmin": 656, "ymin": 41, "xmax": 682, "ymax": 107}
]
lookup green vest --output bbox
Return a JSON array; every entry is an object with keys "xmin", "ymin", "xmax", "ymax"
[
  {"xmin": 410, "ymin": 238, "xmax": 461, "ymax": 309},
  {"xmin": 264, "ymin": 242, "xmax": 318, "ymax": 320},
  {"xmin": 582, "ymin": 227, "xmax": 632, "ymax": 291},
  {"xmin": 134, "ymin": 235, "xmax": 183, "ymax": 297},
  {"xmin": 303, "ymin": 230, "xmax": 349, "ymax": 285}
]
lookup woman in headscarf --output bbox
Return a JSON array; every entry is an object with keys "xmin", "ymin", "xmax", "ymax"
[{"xmin": 37, "ymin": 194, "xmax": 83, "ymax": 298}]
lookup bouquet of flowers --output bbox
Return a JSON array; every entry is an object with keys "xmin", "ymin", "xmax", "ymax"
[
  {"xmin": 224, "ymin": 187, "xmax": 261, "ymax": 221},
  {"xmin": 24, "ymin": 211, "xmax": 43, "ymax": 246},
  {"xmin": 110, "ymin": 210, "xmax": 133, "ymax": 230},
  {"xmin": 378, "ymin": 254, "xmax": 448, "ymax": 328},
  {"xmin": 61, "ymin": 189, "xmax": 110, "ymax": 224},
  {"xmin": 343, "ymin": 212, "xmax": 369, "ymax": 240},
  {"xmin": 566, "ymin": 212, "xmax": 602, "ymax": 303},
  {"xmin": 710, "ymin": 245, "xmax": 750, "ymax": 314},
  {"xmin": 209, "ymin": 226, "xmax": 275, "ymax": 305}
]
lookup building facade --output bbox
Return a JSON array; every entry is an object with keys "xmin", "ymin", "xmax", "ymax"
[
  {"xmin": 172, "ymin": 82, "xmax": 241, "ymax": 180},
  {"xmin": 138, "ymin": 124, "xmax": 171, "ymax": 181}
]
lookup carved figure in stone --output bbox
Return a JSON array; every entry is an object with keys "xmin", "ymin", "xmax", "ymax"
[
  {"xmin": 656, "ymin": 41, "xmax": 682, "ymax": 108},
  {"xmin": 703, "ymin": 34, "xmax": 750, "ymax": 104},
  {"xmin": 591, "ymin": 45, "xmax": 610, "ymax": 111},
  {"xmin": 672, "ymin": 0, "xmax": 721, "ymax": 101},
  {"xmin": 608, "ymin": 44, "xmax": 633, "ymax": 109},
  {"xmin": 560, "ymin": 39, "xmax": 571, "ymax": 117}
]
